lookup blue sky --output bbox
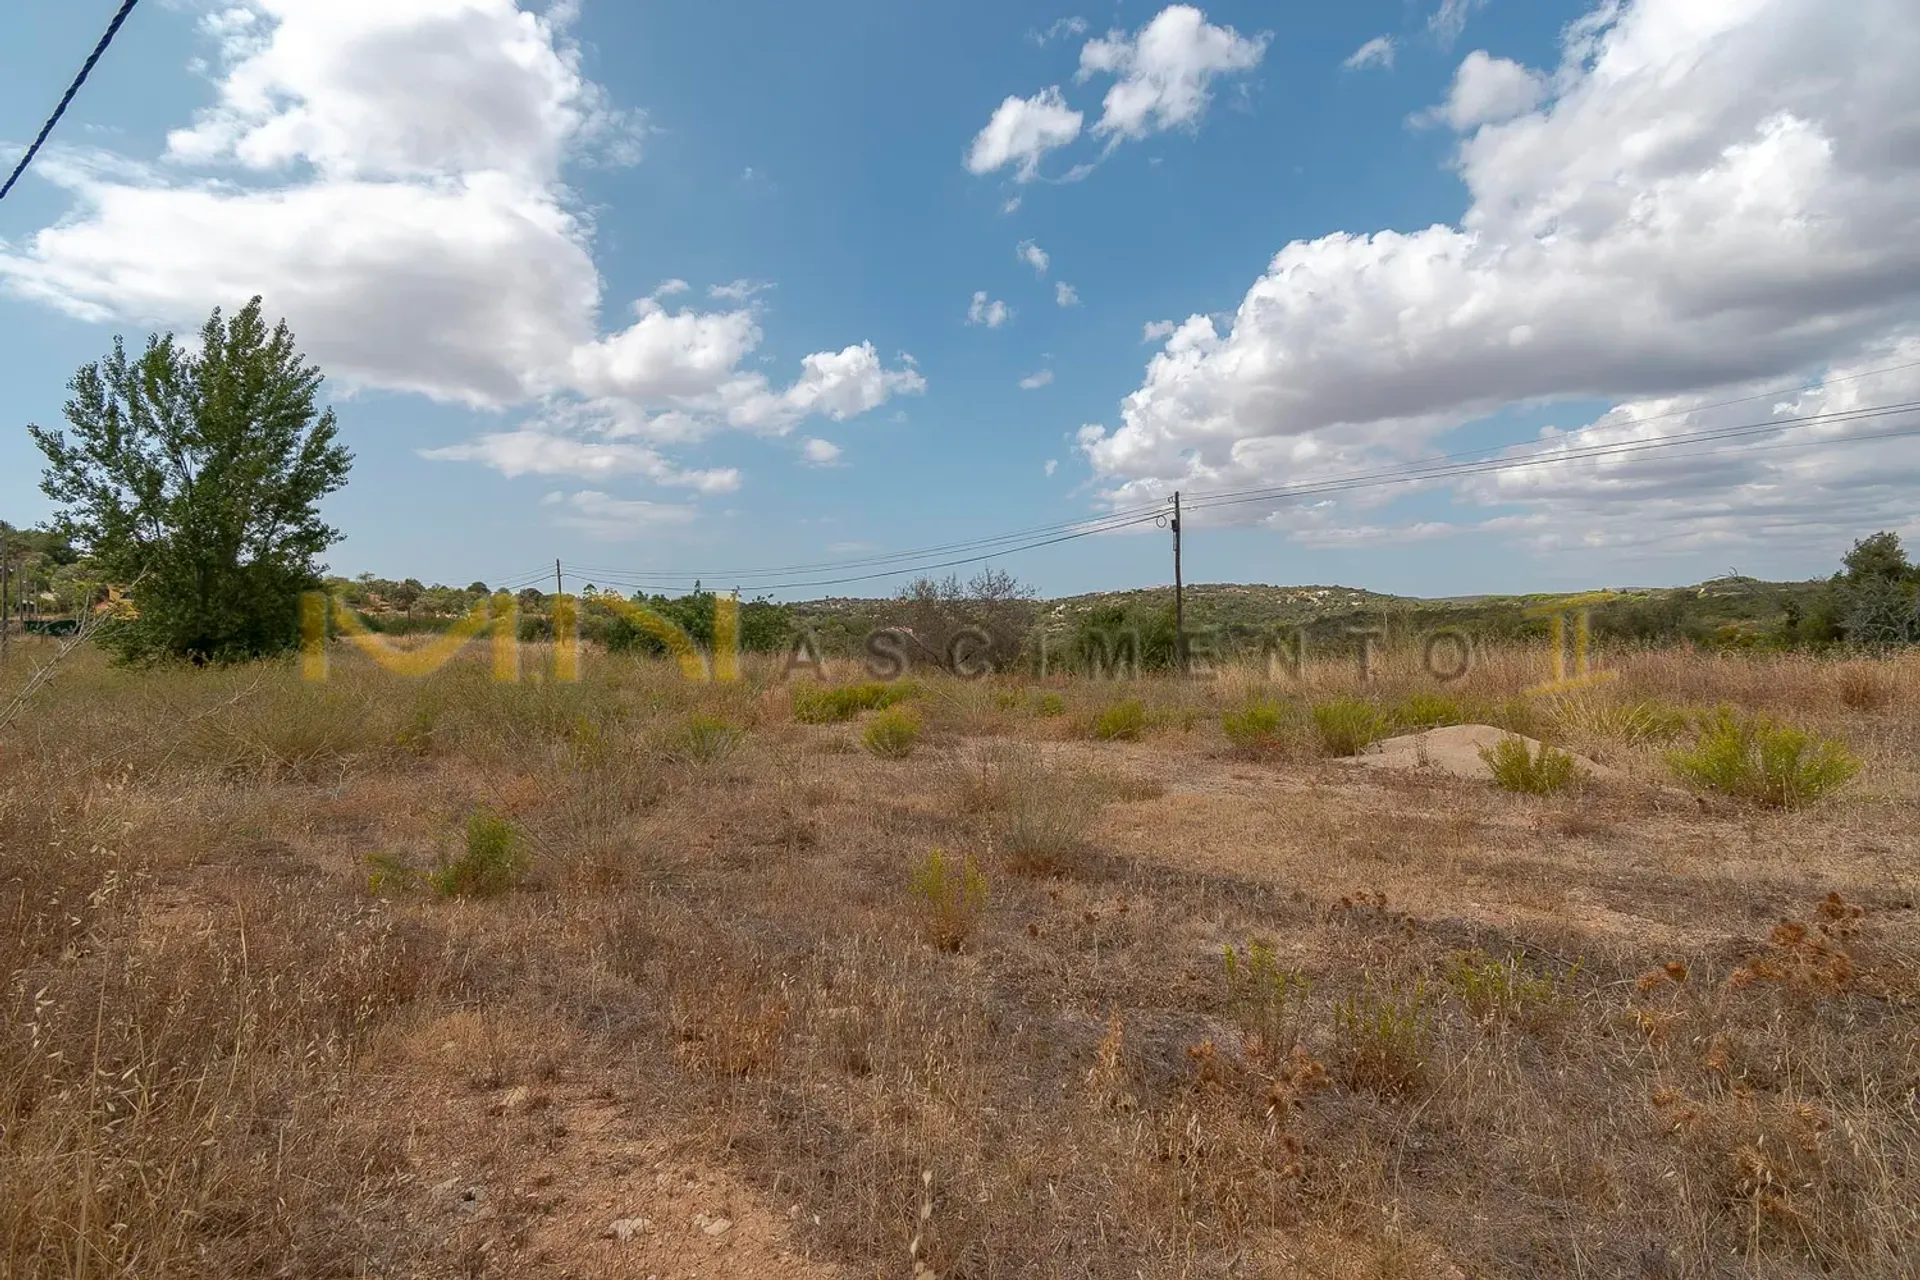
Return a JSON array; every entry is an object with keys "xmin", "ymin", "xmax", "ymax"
[{"xmin": 3, "ymin": 0, "xmax": 1918, "ymax": 599}]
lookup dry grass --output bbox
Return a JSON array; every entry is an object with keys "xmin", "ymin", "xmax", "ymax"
[{"xmin": 2, "ymin": 637, "xmax": 1917, "ymax": 1277}]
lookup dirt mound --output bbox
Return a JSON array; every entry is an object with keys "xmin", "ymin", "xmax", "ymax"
[{"xmin": 1347, "ymin": 723, "xmax": 1617, "ymax": 783}]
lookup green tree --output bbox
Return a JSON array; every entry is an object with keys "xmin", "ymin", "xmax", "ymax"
[
  {"xmin": 1839, "ymin": 531, "xmax": 1912, "ymax": 585},
  {"xmin": 26, "ymin": 298, "xmax": 352, "ymax": 662},
  {"xmin": 1834, "ymin": 531, "xmax": 1918, "ymax": 647}
]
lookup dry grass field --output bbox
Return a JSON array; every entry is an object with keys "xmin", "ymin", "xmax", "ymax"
[{"xmin": 1, "ymin": 638, "xmax": 1916, "ymax": 1278}]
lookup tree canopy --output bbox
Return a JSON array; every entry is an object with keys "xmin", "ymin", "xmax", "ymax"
[{"xmin": 27, "ymin": 298, "xmax": 352, "ymax": 662}]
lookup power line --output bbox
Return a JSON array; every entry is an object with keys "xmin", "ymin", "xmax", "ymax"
[
  {"xmin": 563, "ymin": 498, "xmax": 1168, "ymax": 584},
  {"xmin": 0, "ymin": 0, "xmax": 142, "ymax": 203}
]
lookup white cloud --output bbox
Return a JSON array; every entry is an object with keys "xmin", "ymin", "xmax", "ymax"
[
  {"xmin": 1343, "ymin": 36, "xmax": 1397, "ymax": 71},
  {"xmin": 1056, "ymin": 281, "xmax": 1080, "ymax": 307},
  {"xmin": 1045, "ymin": 459, "xmax": 1059, "ymax": 476},
  {"xmin": 1033, "ymin": 16, "xmax": 1089, "ymax": 46},
  {"xmin": 967, "ymin": 291, "xmax": 1014, "ymax": 328},
  {"xmin": 1077, "ymin": 5, "xmax": 1268, "ymax": 144},
  {"xmin": 709, "ymin": 278, "xmax": 774, "ymax": 302},
  {"xmin": 1416, "ymin": 51, "xmax": 1545, "ymax": 131},
  {"xmin": 549, "ymin": 490, "xmax": 699, "ymax": 541},
  {"xmin": 1017, "ymin": 239, "xmax": 1050, "ymax": 276},
  {"xmin": 965, "ymin": 86, "xmax": 1083, "ymax": 182},
  {"xmin": 720, "ymin": 342, "xmax": 927, "ymax": 433},
  {"xmin": 0, "ymin": 0, "xmax": 917, "ymax": 491},
  {"xmin": 1019, "ymin": 368, "xmax": 1055, "ymax": 389},
  {"xmin": 421, "ymin": 427, "xmax": 740, "ymax": 492},
  {"xmin": 1429, "ymin": 0, "xmax": 1490, "ymax": 50},
  {"xmin": 800, "ymin": 437, "xmax": 842, "ymax": 466},
  {"xmin": 1080, "ymin": 0, "xmax": 1920, "ymax": 554},
  {"xmin": 1142, "ymin": 319, "xmax": 1177, "ymax": 342},
  {"xmin": 1002, "ymin": 195, "xmax": 1022, "ymax": 214}
]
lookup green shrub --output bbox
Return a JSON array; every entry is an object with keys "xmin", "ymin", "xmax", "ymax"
[
  {"xmin": 1480, "ymin": 735, "xmax": 1581, "ymax": 794},
  {"xmin": 1668, "ymin": 708, "xmax": 1860, "ymax": 808},
  {"xmin": 1392, "ymin": 692, "xmax": 1462, "ymax": 730},
  {"xmin": 1092, "ymin": 699, "xmax": 1148, "ymax": 742},
  {"xmin": 863, "ymin": 705, "xmax": 923, "ymax": 757},
  {"xmin": 1311, "ymin": 697, "xmax": 1390, "ymax": 756},
  {"xmin": 791, "ymin": 679, "xmax": 919, "ymax": 724},
  {"xmin": 1034, "ymin": 691, "xmax": 1067, "ymax": 718},
  {"xmin": 663, "ymin": 712, "xmax": 742, "ymax": 763},
  {"xmin": 1221, "ymin": 700, "xmax": 1291, "ymax": 751},
  {"xmin": 1445, "ymin": 951, "xmax": 1571, "ymax": 1032},
  {"xmin": 1332, "ymin": 979, "xmax": 1433, "ymax": 1096},
  {"xmin": 429, "ymin": 810, "xmax": 527, "ymax": 898},
  {"xmin": 1223, "ymin": 941, "xmax": 1312, "ymax": 1052},
  {"xmin": 909, "ymin": 847, "xmax": 988, "ymax": 950}
]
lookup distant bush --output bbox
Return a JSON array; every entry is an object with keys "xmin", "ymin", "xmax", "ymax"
[
  {"xmin": 429, "ymin": 810, "xmax": 526, "ymax": 898},
  {"xmin": 792, "ymin": 679, "xmax": 918, "ymax": 724},
  {"xmin": 1391, "ymin": 692, "xmax": 1462, "ymax": 730},
  {"xmin": 1221, "ymin": 700, "xmax": 1291, "ymax": 751},
  {"xmin": 1480, "ymin": 736, "xmax": 1581, "ymax": 795},
  {"xmin": 1223, "ymin": 941, "xmax": 1312, "ymax": 1052},
  {"xmin": 1311, "ymin": 697, "xmax": 1389, "ymax": 756},
  {"xmin": 909, "ymin": 847, "xmax": 988, "ymax": 950},
  {"xmin": 1092, "ymin": 699, "xmax": 1148, "ymax": 742},
  {"xmin": 1034, "ymin": 691, "xmax": 1067, "ymax": 718},
  {"xmin": 663, "ymin": 712, "xmax": 742, "ymax": 764},
  {"xmin": 863, "ymin": 705, "xmax": 922, "ymax": 758},
  {"xmin": 1668, "ymin": 709, "xmax": 1860, "ymax": 808}
]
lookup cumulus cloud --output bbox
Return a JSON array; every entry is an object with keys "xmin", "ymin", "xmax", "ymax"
[
  {"xmin": 547, "ymin": 490, "xmax": 699, "ymax": 541},
  {"xmin": 967, "ymin": 291, "xmax": 1014, "ymax": 328},
  {"xmin": 1045, "ymin": 459, "xmax": 1059, "ymax": 476},
  {"xmin": 0, "ymin": 0, "xmax": 918, "ymax": 491},
  {"xmin": 1415, "ymin": 51, "xmax": 1545, "ymax": 130},
  {"xmin": 1344, "ymin": 36, "xmax": 1397, "ymax": 71},
  {"xmin": 1056, "ymin": 281, "xmax": 1080, "ymax": 307},
  {"xmin": 422, "ymin": 426, "xmax": 740, "ymax": 492},
  {"xmin": 964, "ymin": 87, "xmax": 1083, "ymax": 182},
  {"xmin": 800, "ymin": 437, "xmax": 842, "ymax": 466},
  {"xmin": 1019, "ymin": 368, "xmax": 1055, "ymax": 389},
  {"xmin": 1079, "ymin": 0, "xmax": 1920, "ymax": 555},
  {"xmin": 1142, "ymin": 319, "xmax": 1177, "ymax": 342},
  {"xmin": 1077, "ymin": 5, "xmax": 1268, "ymax": 144},
  {"xmin": 1017, "ymin": 239, "xmax": 1050, "ymax": 276}
]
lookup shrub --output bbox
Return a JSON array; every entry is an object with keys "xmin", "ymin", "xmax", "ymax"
[
  {"xmin": 1332, "ymin": 979, "xmax": 1433, "ymax": 1096},
  {"xmin": 909, "ymin": 847, "xmax": 988, "ymax": 950},
  {"xmin": 1445, "ymin": 951, "xmax": 1570, "ymax": 1032},
  {"xmin": 663, "ymin": 712, "xmax": 742, "ymax": 763},
  {"xmin": 1480, "ymin": 735, "xmax": 1581, "ymax": 794},
  {"xmin": 1668, "ymin": 709, "xmax": 1860, "ymax": 808},
  {"xmin": 1092, "ymin": 699, "xmax": 1148, "ymax": 742},
  {"xmin": 863, "ymin": 705, "xmax": 922, "ymax": 758},
  {"xmin": 1221, "ymin": 700, "xmax": 1291, "ymax": 751},
  {"xmin": 1836, "ymin": 665, "xmax": 1892, "ymax": 712},
  {"xmin": 1034, "ymin": 691, "xmax": 1067, "ymax": 718},
  {"xmin": 1223, "ymin": 941, "xmax": 1312, "ymax": 1053},
  {"xmin": 791, "ymin": 679, "xmax": 918, "ymax": 724},
  {"xmin": 1392, "ymin": 692, "xmax": 1462, "ymax": 730},
  {"xmin": 1311, "ymin": 697, "xmax": 1389, "ymax": 756},
  {"xmin": 429, "ymin": 810, "xmax": 527, "ymax": 898}
]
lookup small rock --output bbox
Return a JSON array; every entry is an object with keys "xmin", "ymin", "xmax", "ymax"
[
  {"xmin": 603, "ymin": 1217, "xmax": 652, "ymax": 1242},
  {"xmin": 692, "ymin": 1213, "xmax": 733, "ymax": 1238}
]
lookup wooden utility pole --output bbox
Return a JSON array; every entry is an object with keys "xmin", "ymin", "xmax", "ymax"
[
  {"xmin": 1171, "ymin": 491, "xmax": 1185, "ymax": 673},
  {"xmin": 554, "ymin": 559, "xmax": 563, "ymax": 599}
]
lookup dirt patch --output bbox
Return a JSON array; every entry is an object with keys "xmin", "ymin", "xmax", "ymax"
[{"xmin": 1346, "ymin": 723, "xmax": 1618, "ymax": 783}]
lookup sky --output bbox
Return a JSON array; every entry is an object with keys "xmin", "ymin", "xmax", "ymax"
[{"xmin": 1, "ymin": 0, "xmax": 1917, "ymax": 600}]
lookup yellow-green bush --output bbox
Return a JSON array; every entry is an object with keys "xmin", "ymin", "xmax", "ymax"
[
  {"xmin": 1480, "ymin": 735, "xmax": 1581, "ymax": 794},
  {"xmin": 1221, "ymin": 700, "xmax": 1291, "ymax": 751},
  {"xmin": 1311, "ymin": 697, "xmax": 1389, "ymax": 756},
  {"xmin": 1668, "ymin": 709, "xmax": 1859, "ymax": 808},
  {"xmin": 863, "ymin": 705, "xmax": 922, "ymax": 757},
  {"xmin": 1092, "ymin": 699, "xmax": 1148, "ymax": 742},
  {"xmin": 429, "ymin": 810, "xmax": 527, "ymax": 898},
  {"xmin": 909, "ymin": 847, "xmax": 988, "ymax": 950},
  {"xmin": 791, "ymin": 679, "xmax": 918, "ymax": 724}
]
